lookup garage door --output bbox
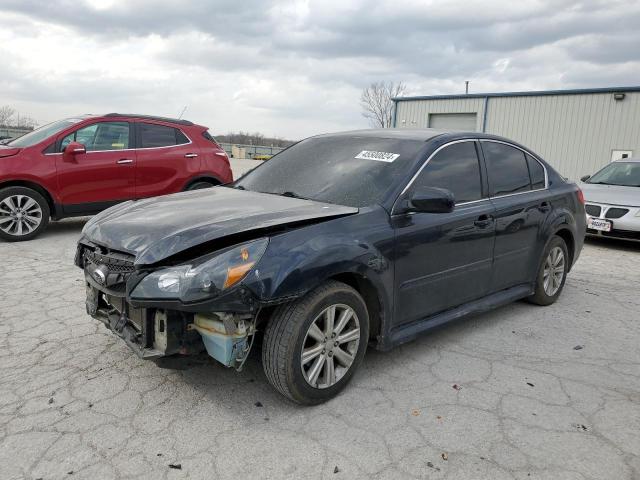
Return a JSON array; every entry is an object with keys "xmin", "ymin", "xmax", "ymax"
[{"xmin": 428, "ymin": 113, "xmax": 478, "ymax": 131}]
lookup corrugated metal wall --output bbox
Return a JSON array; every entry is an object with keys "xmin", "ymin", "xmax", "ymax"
[{"xmin": 394, "ymin": 92, "xmax": 640, "ymax": 179}]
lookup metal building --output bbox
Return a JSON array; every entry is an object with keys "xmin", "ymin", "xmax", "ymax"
[{"xmin": 392, "ymin": 86, "xmax": 640, "ymax": 179}]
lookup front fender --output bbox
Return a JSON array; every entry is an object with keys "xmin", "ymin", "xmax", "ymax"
[{"xmin": 242, "ymin": 206, "xmax": 395, "ymax": 311}]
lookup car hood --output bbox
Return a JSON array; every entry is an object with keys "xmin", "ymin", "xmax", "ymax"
[
  {"xmin": 81, "ymin": 187, "xmax": 358, "ymax": 266},
  {"xmin": 0, "ymin": 146, "xmax": 21, "ymax": 158},
  {"xmin": 581, "ymin": 182, "xmax": 640, "ymax": 207}
]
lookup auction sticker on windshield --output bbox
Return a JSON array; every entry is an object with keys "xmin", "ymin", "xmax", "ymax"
[{"xmin": 355, "ymin": 150, "xmax": 400, "ymax": 162}]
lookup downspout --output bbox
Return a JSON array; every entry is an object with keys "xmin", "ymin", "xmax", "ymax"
[
  {"xmin": 481, "ymin": 96, "xmax": 489, "ymax": 133},
  {"xmin": 391, "ymin": 99, "xmax": 398, "ymax": 128}
]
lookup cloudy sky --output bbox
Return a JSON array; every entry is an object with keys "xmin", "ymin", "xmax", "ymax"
[{"xmin": 1, "ymin": 0, "xmax": 639, "ymax": 139}]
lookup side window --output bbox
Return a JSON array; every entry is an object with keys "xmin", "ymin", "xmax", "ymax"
[
  {"xmin": 482, "ymin": 142, "xmax": 531, "ymax": 196},
  {"xmin": 139, "ymin": 123, "xmax": 184, "ymax": 148},
  {"xmin": 413, "ymin": 142, "xmax": 483, "ymax": 204},
  {"xmin": 59, "ymin": 122, "xmax": 129, "ymax": 152},
  {"xmin": 526, "ymin": 154, "xmax": 546, "ymax": 189}
]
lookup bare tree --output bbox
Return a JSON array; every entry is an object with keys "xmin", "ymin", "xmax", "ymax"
[
  {"xmin": 0, "ymin": 105, "xmax": 37, "ymax": 129},
  {"xmin": 0, "ymin": 106, "xmax": 16, "ymax": 126},
  {"xmin": 360, "ymin": 81, "xmax": 406, "ymax": 128}
]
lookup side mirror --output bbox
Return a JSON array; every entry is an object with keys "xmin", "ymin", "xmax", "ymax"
[
  {"xmin": 408, "ymin": 187, "xmax": 455, "ymax": 213},
  {"xmin": 64, "ymin": 141, "xmax": 86, "ymax": 155},
  {"xmin": 580, "ymin": 175, "xmax": 590, "ymax": 182}
]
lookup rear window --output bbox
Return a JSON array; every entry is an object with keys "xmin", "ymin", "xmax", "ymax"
[
  {"xmin": 139, "ymin": 123, "xmax": 189, "ymax": 148},
  {"xmin": 201, "ymin": 130, "xmax": 220, "ymax": 146}
]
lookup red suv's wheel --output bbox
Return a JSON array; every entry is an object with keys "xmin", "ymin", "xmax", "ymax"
[{"xmin": 0, "ymin": 187, "xmax": 50, "ymax": 242}]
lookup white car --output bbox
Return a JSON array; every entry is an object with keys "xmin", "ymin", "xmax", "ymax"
[{"xmin": 580, "ymin": 158, "xmax": 640, "ymax": 241}]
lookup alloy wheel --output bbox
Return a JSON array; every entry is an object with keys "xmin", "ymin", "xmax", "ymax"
[
  {"xmin": 301, "ymin": 304, "xmax": 360, "ymax": 389},
  {"xmin": 543, "ymin": 246, "xmax": 565, "ymax": 296},
  {"xmin": 0, "ymin": 194, "xmax": 43, "ymax": 237}
]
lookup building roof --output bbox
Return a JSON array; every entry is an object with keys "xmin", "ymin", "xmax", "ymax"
[{"xmin": 393, "ymin": 86, "xmax": 640, "ymax": 102}]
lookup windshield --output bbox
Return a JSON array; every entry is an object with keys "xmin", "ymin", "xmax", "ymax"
[
  {"xmin": 7, "ymin": 118, "xmax": 85, "ymax": 148},
  {"xmin": 234, "ymin": 135, "xmax": 425, "ymax": 207},
  {"xmin": 588, "ymin": 162, "xmax": 640, "ymax": 187}
]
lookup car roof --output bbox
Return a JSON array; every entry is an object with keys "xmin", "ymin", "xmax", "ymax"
[
  {"xmin": 102, "ymin": 113, "xmax": 194, "ymax": 126},
  {"xmin": 311, "ymin": 128, "xmax": 521, "ymax": 143},
  {"xmin": 612, "ymin": 157, "xmax": 640, "ymax": 163}
]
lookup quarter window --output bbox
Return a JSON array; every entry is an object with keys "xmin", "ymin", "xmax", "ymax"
[
  {"xmin": 139, "ymin": 123, "xmax": 189, "ymax": 148},
  {"xmin": 526, "ymin": 154, "xmax": 546, "ymax": 189},
  {"xmin": 413, "ymin": 142, "xmax": 483, "ymax": 204},
  {"xmin": 60, "ymin": 122, "xmax": 130, "ymax": 152},
  {"xmin": 482, "ymin": 142, "xmax": 531, "ymax": 196}
]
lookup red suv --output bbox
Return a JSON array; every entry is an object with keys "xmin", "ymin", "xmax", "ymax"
[{"xmin": 0, "ymin": 114, "xmax": 233, "ymax": 241}]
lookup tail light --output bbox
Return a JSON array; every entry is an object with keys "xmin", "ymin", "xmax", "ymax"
[{"xmin": 576, "ymin": 188, "xmax": 586, "ymax": 205}]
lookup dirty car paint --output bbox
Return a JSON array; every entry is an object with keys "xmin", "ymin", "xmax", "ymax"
[{"xmin": 81, "ymin": 187, "xmax": 358, "ymax": 266}]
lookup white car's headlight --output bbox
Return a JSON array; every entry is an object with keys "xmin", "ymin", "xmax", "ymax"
[{"xmin": 131, "ymin": 238, "xmax": 268, "ymax": 302}]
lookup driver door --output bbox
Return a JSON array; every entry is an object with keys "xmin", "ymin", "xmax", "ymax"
[
  {"xmin": 392, "ymin": 140, "xmax": 496, "ymax": 326},
  {"xmin": 55, "ymin": 121, "xmax": 136, "ymax": 212}
]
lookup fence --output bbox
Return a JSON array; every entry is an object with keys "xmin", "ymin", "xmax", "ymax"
[
  {"xmin": 0, "ymin": 126, "xmax": 32, "ymax": 140},
  {"xmin": 218, "ymin": 142, "xmax": 285, "ymax": 160}
]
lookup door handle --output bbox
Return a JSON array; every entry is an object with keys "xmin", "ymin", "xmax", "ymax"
[
  {"xmin": 474, "ymin": 214, "xmax": 493, "ymax": 228},
  {"xmin": 184, "ymin": 153, "xmax": 198, "ymax": 158},
  {"xmin": 117, "ymin": 159, "xmax": 133, "ymax": 164},
  {"xmin": 539, "ymin": 201, "xmax": 551, "ymax": 212}
]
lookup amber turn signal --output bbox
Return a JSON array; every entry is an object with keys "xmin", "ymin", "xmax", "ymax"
[{"xmin": 223, "ymin": 262, "xmax": 255, "ymax": 289}]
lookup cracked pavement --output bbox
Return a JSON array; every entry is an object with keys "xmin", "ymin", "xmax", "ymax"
[{"xmin": 1, "ymin": 216, "xmax": 639, "ymax": 479}]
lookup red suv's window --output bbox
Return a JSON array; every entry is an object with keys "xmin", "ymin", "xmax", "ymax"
[
  {"xmin": 60, "ymin": 122, "xmax": 130, "ymax": 152},
  {"xmin": 139, "ymin": 123, "xmax": 189, "ymax": 148}
]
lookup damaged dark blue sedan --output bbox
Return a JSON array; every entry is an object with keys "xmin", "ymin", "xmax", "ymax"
[{"xmin": 76, "ymin": 129, "xmax": 586, "ymax": 404}]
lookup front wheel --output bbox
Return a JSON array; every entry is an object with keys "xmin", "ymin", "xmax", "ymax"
[
  {"xmin": 262, "ymin": 281, "xmax": 369, "ymax": 404},
  {"xmin": 0, "ymin": 187, "xmax": 50, "ymax": 242},
  {"xmin": 528, "ymin": 236, "xmax": 569, "ymax": 306}
]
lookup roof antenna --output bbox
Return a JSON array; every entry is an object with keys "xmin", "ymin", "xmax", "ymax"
[
  {"xmin": 465, "ymin": 81, "xmax": 470, "ymax": 95},
  {"xmin": 178, "ymin": 105, "xmax": 188, "ymax": 119}
]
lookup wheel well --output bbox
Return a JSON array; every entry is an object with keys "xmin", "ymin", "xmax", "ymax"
[
  {"xmin": 0, "ymin": 180, "xmax": 56, "ymax": 217},
  {"xmin": 184, "ymin": 176, "xmax": 221, "ymax": 190},
  {"xmin": 555, "ymin": 228, "xmax": 575, "ymax": 269},
  {"xmin": 330, "ymin": 273, "xmax": 382, "ymax": 343}
]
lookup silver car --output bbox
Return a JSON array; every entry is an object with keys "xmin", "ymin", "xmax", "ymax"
[{"xmin": 580, "ymin": 158, "xmax": 640, "ymax": 241}]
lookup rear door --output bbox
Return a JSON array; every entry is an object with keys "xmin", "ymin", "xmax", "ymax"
[
  {"xmin": 393, "ymin": 140, "xmax": 496, "ymax": 326},
  {"xmin": 480, "ymin": 140, "xmax": 551, "ymax": 291},
  {"xmin": 55, "ymin": 121, "xmax": 135, "ymax": 210},
  {"xmin": 134, "ymin": 121, "xmax": 201, "ymax": 198}
]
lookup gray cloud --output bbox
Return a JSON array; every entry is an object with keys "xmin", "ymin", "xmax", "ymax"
[{"xmin": 0, "ymin": 0, "xmax": 638, "ymax": 138}]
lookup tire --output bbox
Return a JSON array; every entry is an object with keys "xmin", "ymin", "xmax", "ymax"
[
  {"xmin": 262, "ymin": 280, "xmax": 369, "ymax": 405},
  {"xmin": 0, "ymin": 187, "xmax": 50, "ymax": 242},
  {"xmin": 528, "ymin": 235, "xmax": 569, "ymax": 306},
  {"xmin": 187, "ymin": 181, "xmax": 215, "ymax": 191}
]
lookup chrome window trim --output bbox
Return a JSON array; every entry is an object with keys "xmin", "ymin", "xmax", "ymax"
[
  {"xmin": 392, "ymin": 139, "xmax": 481, "ymax": 214},
  {"xmin": 44, "ymin": 125, "xmax": 192, "ymax": 155},
  {"xmin": 392, "ymin": 138, "xmax": 551, "ymax": 215}
]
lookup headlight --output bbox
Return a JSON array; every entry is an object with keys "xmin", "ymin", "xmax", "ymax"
[{"xmin": 131, "ymin": 238, "xmax": 268, "ymax": 302}]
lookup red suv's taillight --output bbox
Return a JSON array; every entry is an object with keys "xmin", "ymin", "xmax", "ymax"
[{"xmin": 577, "ymin": 188, "xmax": 586, "ymax": 205}]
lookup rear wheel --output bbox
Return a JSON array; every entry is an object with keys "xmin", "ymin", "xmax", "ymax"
[
  {"xmin": 0, "ymin": 187, "xmax": 50, "ymax": 241},
  {"xmin": 262, "ymin": 281, "xmax": 369, "ymax": 404},
  {"xmin": 528, "ymin": 236, "xmax": 569, "ymax": 305},
  {"xmin": 187, "ymin": 181, "xmax": 216, "ymax": 191}
]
